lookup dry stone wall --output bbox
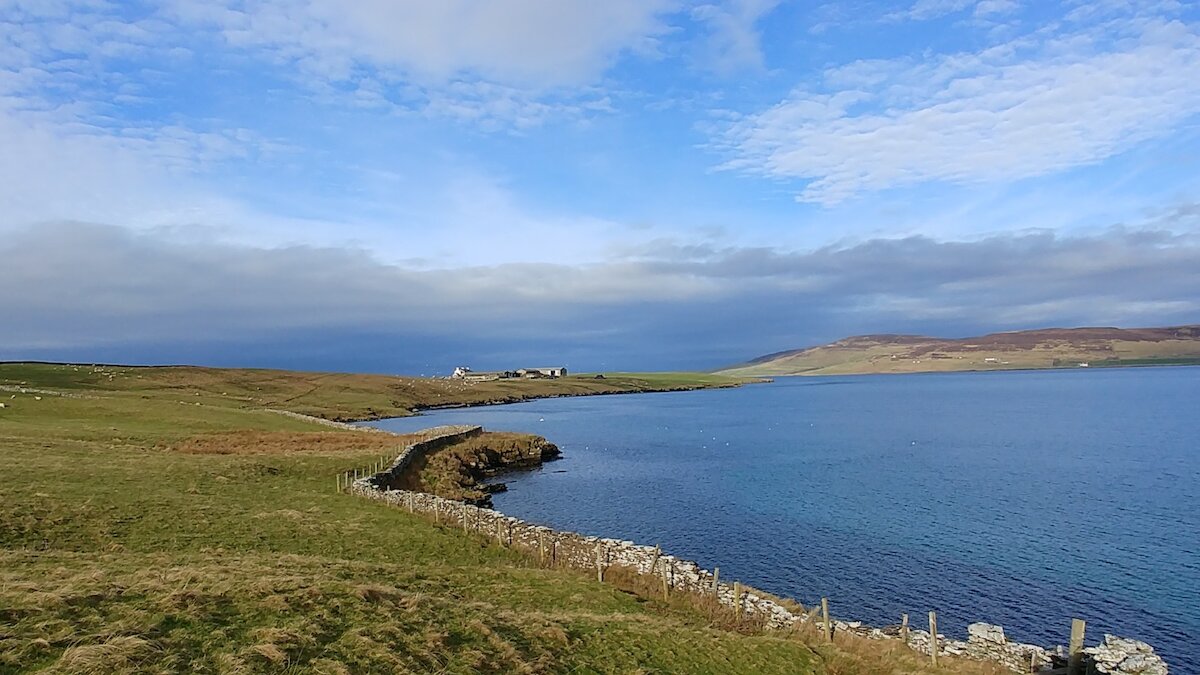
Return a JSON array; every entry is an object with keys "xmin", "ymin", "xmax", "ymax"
[
  {"xmin": 366, "ymin": 424, "xmax": 484, "ymax": 479},
  {"xmin": 268, "ymin": 409, "xmax": 395, "ymax": 431},
  {"xmin": 348, "ymin": 428, "xmax": 1170, "ymax": 675}
]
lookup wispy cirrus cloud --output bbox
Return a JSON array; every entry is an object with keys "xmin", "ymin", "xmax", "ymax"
[
  {"xmin": 899, "ymin": 0, "xmax": 974, "ymax": 21},
  {"xmin": 158, "ymin": 0, "xmax": 682, "ymax": 127},
  {"xmin": 163, "ymin": 0, "xmax": 679, "ymax": 88},
  {"xmin": 2, "ymin": 1, "xmax": 657, "ymax": 132},
  {"xmin": 713, "ymin": 7, "xmax": 1200, "ymax": 204}
]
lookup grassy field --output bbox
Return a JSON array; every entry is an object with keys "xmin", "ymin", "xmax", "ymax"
[
  {"xmin": 0, "ymin": 363, "xmax": 760, "ymax": 422},
  {"xmin": 0, "ymin": 363, "xmax": 1004, "ymax": 674}
]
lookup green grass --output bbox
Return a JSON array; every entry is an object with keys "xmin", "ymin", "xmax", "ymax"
[
  {"xmin": 0, "ymin": 363, "xmax": 757, "ymax": 422},
  {"xmin": 1087, "ymin": 357, "xmax": 1200, "ymax": 367},
  {"xmin": 579, "ymin": 372, "xmax": 765, "ymax": 387},
  {"xmin": 0, "ymin": 363, "xmax": 1001, "ymax": 674},
  {"xmin": 0, "ymin": 365, "xmax": 812, "ymax": 673}
]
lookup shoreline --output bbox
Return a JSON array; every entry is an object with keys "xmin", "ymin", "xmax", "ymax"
[
  {"xmin": 406, "ymin": 380, "xmax": 761, "ymax": 416},
  {"xmin": 722, "ymin": 361, "xmax": 1200, "ymax": 379},
  {"xmin": 346, "ymin": 425, "xmax": 1170, "ymax": 675},
  {"xmin": 342, "ymin": 377, "xmax": 769, "ymax": 423},
  {"xmin": 0, "ymin": 362, "xmax": 765, "ymax": 424}
]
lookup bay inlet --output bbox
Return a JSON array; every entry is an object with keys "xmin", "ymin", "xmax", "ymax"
[{"xmin": 365, "ymin": 367, "xmax": 1199, "ymax": 668}]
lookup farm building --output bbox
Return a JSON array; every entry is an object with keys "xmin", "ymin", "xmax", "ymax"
[
  {"xmin": 450, "ymin": 366, "xmax": 566, "ymax": 381},
  {"xmin": 518, "ymin": 367, "xmax": 567, "ymax": 378}
]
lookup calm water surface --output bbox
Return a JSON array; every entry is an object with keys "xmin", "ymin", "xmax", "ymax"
[{"xmin": 366, "ymin": 368, "xmax": 1199, "ymax": 668}]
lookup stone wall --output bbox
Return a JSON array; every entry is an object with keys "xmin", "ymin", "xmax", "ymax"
[
  {"xmin": 268, "ymin": 408, "xmax": 396, "ymax": 432},
  {"xmin": 347, "ymin": 428, "xmax": 1170, "ymax": 675},
  {"xmin": 364, "ymin": 424, "xmax": 484, "ymax": 481}
]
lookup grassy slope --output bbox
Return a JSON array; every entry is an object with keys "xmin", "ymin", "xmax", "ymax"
[
  {"xmin": 0, "ymin": 364, "xmax": 1000, "ymax": 674},
  {"xmin": 0, "ymin": 363, "xmax": 759, "ymax": 422},
  {"xmin": 720, "ymin": 328, "xmax": 1200, "ymax": 377}
]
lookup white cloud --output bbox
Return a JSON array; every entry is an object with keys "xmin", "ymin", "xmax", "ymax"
[
  {"xmin": 892, "ymin": 0, "xmax": 972, "ymax": 21},
  {"xmin": 165, "ymin": 0, "xmax": 680, "ymax": 89},
  {"xmin": 714, "ymin": 14, "xmax": 1200, "ymax": 203},
  {"xmin": 974, "ymin": 0, "xmax": 1020, "ymax": 18},
  {"xmin": 419, "ymin": 80, "xmax": 615, "ymax": 131},
  {"xmin": 1, "ymin": 0, "xmax": 692, "ymax": 130},
  {"xmin": 691, "ymin": 0, "xmax": 781, "ymax": 73},
  {"xmin": 888, "ymin": 0, "xmax": 1018, "ymax": 22}
]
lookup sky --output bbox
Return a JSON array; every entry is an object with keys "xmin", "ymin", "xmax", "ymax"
[{"xmin": 2, "ymin": 0, "xmax": 1199, "ymax": 374}]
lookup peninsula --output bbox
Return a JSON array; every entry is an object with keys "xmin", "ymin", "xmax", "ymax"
[
  {"xmin": 719, "ymin": 324, "xmax": 1200, "ymax": 377},
  {"xmin": 0, "ymin": 363, "xmax": 757, "ymax": 421}
]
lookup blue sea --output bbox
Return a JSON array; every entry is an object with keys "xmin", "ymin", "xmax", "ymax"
[{"xmin": 365, "ymin": 367, "xmax": 1199, "ymax": 668}]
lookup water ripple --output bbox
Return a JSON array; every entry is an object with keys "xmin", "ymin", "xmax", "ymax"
[{"xmin": 368, "ymin": 368, "xmax": 1200, "ymax": 667}]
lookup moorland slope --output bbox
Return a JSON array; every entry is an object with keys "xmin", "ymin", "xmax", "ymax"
[{"xmin": 720, "ymin": 325, "xmax": 1200, "ymax": 377}]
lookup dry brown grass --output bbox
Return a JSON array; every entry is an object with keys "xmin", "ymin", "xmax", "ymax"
[
  {"xmin": 470, "ymin": 542, "xmax": 1012, "ymax": 675},
  {"xmin": 50, "ymin": 636, "xmax": 160, "ymax": 674},
  {"xmin": 168, "ymin": 430, "xmax": 419, "ymax": 455},
  {"xmin": 724, "ymin": 326, "xmax": 1200, "ymax": 376}
]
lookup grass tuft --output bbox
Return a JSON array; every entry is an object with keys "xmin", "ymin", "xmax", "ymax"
[{"xmin": 52, "ymin": 636, "xmax": 159, "ymax": 674}]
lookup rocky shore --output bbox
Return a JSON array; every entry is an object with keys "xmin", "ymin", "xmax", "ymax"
[
  {"xmin": 353, "ymin": 424, "xmax": 561, "ymax": 507},
  {"xmin": 349, "ymin": 427, "xmax": 1170, "ymax": 675}
]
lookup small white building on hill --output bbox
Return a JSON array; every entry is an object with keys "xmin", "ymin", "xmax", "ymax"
[{"xmin": 450, "ymin": 366, "xmax": 567, "ymax": 381}]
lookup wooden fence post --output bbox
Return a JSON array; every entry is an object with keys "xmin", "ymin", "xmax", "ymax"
[
  {"xmin": 712, "ymin": 567, "xmax": 720, "ymax": 596},
  {"xmin": 461, "ymin": 503, "xmax": 468, "ymax": 531},
  {"xmin": 538, "ymin": 531, "xmax": 546, "ymax": 565},
  {"xmin": 407, "ymin": 492, "xmax": 414, "ymax": 513},
  {"xmin": 336, "ymin": 474, "xmax": 341, "ymax": 493},
  {"xmin": 1068, "ymin": 618, "xmax": 1086, "ymax": 675},
  {"xmin": 733, "ymin": 582, "xmax": 742, "ymax": 617},
  {"xmin": 650, "ymin": 544, "xmax": 661, "ymax": 573},
  {"xmin": 497, "ymin": 519, "xmax": 505, "ymax": 546},
  {"xmin": 901, "ymin": 613, "xmax": 909, "ymax": 645},
  {"xmin": 596, "ymin": 543, "xmax": 605, "ymax": 582},
  {"xmin": 661, "ymin": 566, "xmax": 670, "ymax": 601},
  {"xmin": 821, "ymin": 598, "xmax": 832, "ymax": 641},
  {"xmin": 929, "ymin": 611, "xmax": 939, "ymax": 667}
]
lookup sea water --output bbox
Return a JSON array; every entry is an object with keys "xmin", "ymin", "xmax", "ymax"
[{"xmin": 366, "ymin": 367, "xmax": 1199, "ymax": 667}]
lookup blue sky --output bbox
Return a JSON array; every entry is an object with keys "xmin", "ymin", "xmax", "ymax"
[{"xmin": 2, "ymin": 0, "xmax": 1199, "ymax": 373}]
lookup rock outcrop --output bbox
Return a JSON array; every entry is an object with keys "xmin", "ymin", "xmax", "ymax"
[{"xmin": 1086, "ymin": 635, "xmax": 1169, "ymax": 675}]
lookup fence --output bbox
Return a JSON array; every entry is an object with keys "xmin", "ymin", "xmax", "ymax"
[{"xmin": 336, "ymin": 430, "xmax": 1169, "ymax": 675}]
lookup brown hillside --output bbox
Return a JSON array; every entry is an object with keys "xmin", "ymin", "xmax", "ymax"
[{"xmin": 720, "ymin": 324, "xmax": 1200, "ymax": 377}]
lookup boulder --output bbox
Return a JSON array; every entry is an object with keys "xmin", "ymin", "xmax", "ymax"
[
  {"xmin": 968, "ymin": 622, "xmax": 1007, "ymax": 645},
  {"xmin": 1084, "ymin": 635, "xmax": 1168, "ymax": 675}
]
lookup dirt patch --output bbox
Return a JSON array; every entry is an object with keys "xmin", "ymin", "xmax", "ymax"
[{"xmin": 169, "ymin": 431, "xmax": 420, "ymax": 456}]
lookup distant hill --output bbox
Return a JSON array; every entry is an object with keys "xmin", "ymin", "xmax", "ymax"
[{"xmin": 718, "ymin": 325, "xmax": 1200, "ymax": 377}]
